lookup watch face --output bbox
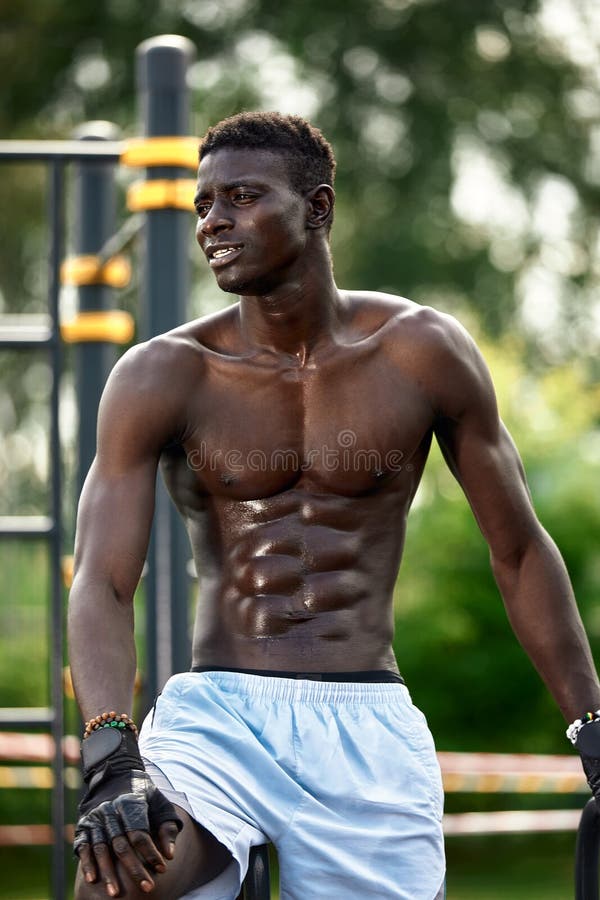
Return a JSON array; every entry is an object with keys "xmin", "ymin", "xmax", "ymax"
[{"xmin": 577, "ymin": 720, "xmax": 600, "ymax": 757}]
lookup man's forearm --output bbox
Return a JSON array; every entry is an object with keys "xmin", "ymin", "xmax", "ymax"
[
  {"xmin": 68, "ymin": 576, "xmax": 137, "ymax": 721},
  {"xmin": 492, "ymin": 528, "xmax": 600, "ymax": 722}
]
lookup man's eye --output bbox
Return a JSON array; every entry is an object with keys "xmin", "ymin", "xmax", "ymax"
[
  {"xmin": 233, "ymin": 192, "xmax": 255, "ymax": 203},
  {"xmin": 195, "ymin": 203, "xmax": 211, "ymax": 218}
]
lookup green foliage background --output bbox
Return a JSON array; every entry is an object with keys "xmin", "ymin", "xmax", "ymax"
[{"xmin": 1, "ymin": 0, "xmax": 600, "ymax": 896}]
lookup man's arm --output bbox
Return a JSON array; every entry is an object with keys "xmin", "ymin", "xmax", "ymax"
[
  {"xmin": 69, "ymin": 344, "xmax": 166, "ymax": 716},
  {"xmin": 68, "ymin": 340, "xmax": 186, "ymax": 895},
  {"xmin": 430, "ymin": 315, "xmax": 600, "ymax": 722}
]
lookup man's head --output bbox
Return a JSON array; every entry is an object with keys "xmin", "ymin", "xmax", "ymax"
[
  {"xmin": 199, "ymin": 111, "xmax": 336, "ymax": 199},
  {"xmin": 195, "ymin": 113, "xmax": 337, "ymax": 296}
]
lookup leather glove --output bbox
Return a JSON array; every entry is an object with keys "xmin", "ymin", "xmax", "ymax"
[
  {"xmin": 74, "ymin": 725, "xmax": 183, "ymax": 860},
  {"xmin": 575, "ymin": 719, "xmax": 600, "ymax": 808}
]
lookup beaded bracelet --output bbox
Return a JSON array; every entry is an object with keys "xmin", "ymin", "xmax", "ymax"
[
  {"xmin": 83, "ymin": 711, "xmax": 138, "ymax": 741},
  {"xmin": 566, "ymin": 710, "xmax": 600, "ymax": 745}
]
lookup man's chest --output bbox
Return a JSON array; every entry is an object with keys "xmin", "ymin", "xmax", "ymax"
[{"xmin": 180, "ymin": 349, "xmax": 435, "ymax": 499}]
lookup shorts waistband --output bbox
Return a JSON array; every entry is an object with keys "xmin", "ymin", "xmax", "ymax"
[
  {"xmin": 186, "ymin": 668, "xmax": 407, "ymax": 704},
  {"xmin": 190, "ymin": 665, "xmax": 404, "ymax": 683}
]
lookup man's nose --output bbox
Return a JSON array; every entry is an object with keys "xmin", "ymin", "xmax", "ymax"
[{"xmin": 199, "ymin": 201, "xmax": 233, "ymax": 237}]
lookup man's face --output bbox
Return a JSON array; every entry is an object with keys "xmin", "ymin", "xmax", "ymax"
[{"xmin": 195, "ymin": 148, "xmax": 308, "ymax": 296}]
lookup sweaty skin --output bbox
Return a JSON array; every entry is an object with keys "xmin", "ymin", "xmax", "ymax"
[
  {"xmin": 68, "ymin": 147, "xmax": 600, "ymax": 898},
  {"xmin": 152, "ymin": 293, "xmax": 434, "ymax": 674}
]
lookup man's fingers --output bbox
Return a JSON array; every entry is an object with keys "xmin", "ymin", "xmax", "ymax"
[
  {"xmin": 91, "ymin": 840, "xmax": 120, "ymax": 898},
  {"xmin": 158, "ymin": 820, "xmax": 181, "ymax": 859},
  {"xmin": 109, "ymin": 794, "xmax": 165, "ymax": 881},
  {"xmin": 75, "ymin": 787, "xmax": 181, "ymax": 892},
  {"xmin": 126, "ymin": 829, "xmax": 167, "ymax": 873},
  {"xmin": 77, "ymin": 794, "xmax": 172, "ymax": 894},
  {"xmin": 146, "ymin": 784, "xmax": 184, "ymax": 861},
  {"xmin": 73, "ymin": 814, "xmax": 102, "ymax": 884},
  {"xmin": 110, "ymin": 834, "xmax": 156, "ymax": 893},
  {"xmin": 76, "ymin": 842, "xmax": 98, "ymax": 885}
]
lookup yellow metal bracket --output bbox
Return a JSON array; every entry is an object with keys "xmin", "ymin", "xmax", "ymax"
[
  {"xmin": 60, "ymin": 310, "xmax": 135, "ymax": 345},
  {"xmin": 60, "ymin": 254, "xmax": 131, "ymax": 289},
  {"xmin": 126, "ymin": 178, "xmax": 197, "ymax": 212},
  {"xmin": 121, "ymin": 136, "xmax": 199, "ymax": 170}
]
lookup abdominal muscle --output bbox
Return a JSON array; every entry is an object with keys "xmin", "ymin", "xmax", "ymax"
[{"xmin": 187, "ymin": 483, "xmax": 407, "ymax": 673}]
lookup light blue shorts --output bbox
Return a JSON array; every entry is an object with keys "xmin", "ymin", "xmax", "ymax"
[{"xmin": 138, "ymin": 671, "xmax": 445, "ymax": 900}]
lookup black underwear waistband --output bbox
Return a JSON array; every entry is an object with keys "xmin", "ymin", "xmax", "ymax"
[{"xmin": 190, "ymin": 665, "xmax": 404, "ymax": 684}]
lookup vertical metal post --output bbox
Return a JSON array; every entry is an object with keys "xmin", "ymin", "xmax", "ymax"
[
  {"xmin": 243, "ymin": 845, "xmax": 272, "ymax": 900},
  {"xmin": 72, "ymin": 122, "xmax": 121, "ymax": 494},
  {"xmin": 136, "ymin": 36, "xmax": 196, "ymax": 705},
  {"xmin": 49, "ymin": 160, "xmax": 66, "ymax": 900},
  {"xmin": 575, "ymin": 797, "xmax": 600, "ymax": 900}
]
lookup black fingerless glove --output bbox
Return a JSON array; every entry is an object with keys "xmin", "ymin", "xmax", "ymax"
[
  {"xmin": 79, "ymin": 727, "xmax": 145, "ymax": 813},
  {"xmin": 576, "ymin": 720, "xmax": 600, "ymax": 807},
  {"xmin": 74, "ymin": 727, "xmax": 183, "ymax": 856}
]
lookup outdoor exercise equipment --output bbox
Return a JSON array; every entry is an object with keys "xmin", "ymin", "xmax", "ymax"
[
  {"xmin": 0, "ymin": 34, "xmax": 198, "ymax": 898},
  {"xmin": 242, "ymin": 845, "xmax": 271, "ymax": 900},
  {"xmin": 576, "ymin": 797, "xmax": 600, "ymax": 900}
]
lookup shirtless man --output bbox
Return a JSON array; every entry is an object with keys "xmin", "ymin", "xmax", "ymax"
[{"xmin": 68, "ymin": 112, "xmax": 600, "ymax": 900}]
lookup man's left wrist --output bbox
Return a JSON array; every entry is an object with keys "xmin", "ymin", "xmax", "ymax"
[{"xmin": 567, "ymin": 712, "xmax": 600, "ymax": 755}]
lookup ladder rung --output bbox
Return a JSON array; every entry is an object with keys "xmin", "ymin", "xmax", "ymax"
[
  {"xmin": 0, "ymin": 139, "xmax": 123, "ymax": 162},
  {"xmin": 0, "ymin": 708, "xmax": 54, "ymax": 728},
  {"xmin": 0, "ymin": 315, "xmax": 53, "ymax": 348},
  {"xmin": 0, "ymin": 764, "xmax": 81, "ymax": 790},
  {"xmin": 0, "ymin": 516, "xmax": 54, "ymax": 538}
]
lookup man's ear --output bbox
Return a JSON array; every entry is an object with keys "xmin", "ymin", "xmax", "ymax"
[{"xmin": 305, "ymin": 184, "xmax": 335, "ymax": 230}]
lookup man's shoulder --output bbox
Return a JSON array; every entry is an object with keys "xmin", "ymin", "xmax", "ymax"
[
  {"xmin": 116, "ymin": 304, "xmax": 240, "ymax": 377},
  {"xmin": 151, "ymin": 303, "xmax": 242, "ymax": 357},
  {"xmin": 346, "ymin": 290, "xmax": 469, "ymax": 351}
]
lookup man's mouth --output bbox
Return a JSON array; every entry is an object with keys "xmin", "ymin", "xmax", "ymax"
[{"xmin": 206, "ymin": 244, "xmax": 244, "ymax": 268}]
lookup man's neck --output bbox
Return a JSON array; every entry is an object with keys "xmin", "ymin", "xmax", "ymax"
[{"xmin": 238, "ymin": 266, "xmax": 342, "ymax": 363}]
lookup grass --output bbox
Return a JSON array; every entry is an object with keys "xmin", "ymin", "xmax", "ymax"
[
  {"xmin": 0, "ymin": 848, "xmax": 77, "ymax": 900},
  {"xmin": 445, "ymin": 833, "xmax": 576, "ymax": 899}
]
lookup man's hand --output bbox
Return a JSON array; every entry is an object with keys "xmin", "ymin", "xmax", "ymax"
[
  {"xmin": 575, "ymin": 720, "xmax": 600, "ymax": 810},
  {"xmin": 74, "ymin": 726, "xmax": 183, "ymax": 896}
]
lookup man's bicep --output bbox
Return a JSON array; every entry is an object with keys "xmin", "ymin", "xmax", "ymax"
[
  {"xmin": 73, "ymin": 457, "xmax": 157, "ymax": 601},
  {"xmin": 437, "ymin": 409, "xmax": 542, "ymax": 559},
  {"xmin": 72, "ymin": 349, "xmax": 172, "ymax": 599},
  {"xmin": 433, "ymin": 334, "xmax": 542, "ymax": 560}
]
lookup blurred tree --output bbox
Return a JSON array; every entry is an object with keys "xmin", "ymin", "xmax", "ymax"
[{"xmin": 2, "ymin": 0, "xmax": 600, "ymax": 364}]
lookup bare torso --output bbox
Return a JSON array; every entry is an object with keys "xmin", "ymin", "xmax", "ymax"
[{"xmin": 157, "ymin": 291, "xmax": 440, "ymax": 671}]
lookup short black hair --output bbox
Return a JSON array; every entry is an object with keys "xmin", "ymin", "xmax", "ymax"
[{"xmin": 199, "ymin": 111, "xmax": 336, "ymax": 196}]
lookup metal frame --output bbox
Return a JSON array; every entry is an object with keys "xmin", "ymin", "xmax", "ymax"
[
  {"xmin": 243, "ymin": 845, "xmax": 271, "ymax": 900},
  {"xmin": 576, "ymin": 798, "xmax": 600, "ymax": 900},
  {"xmin": 0, "ymin": 35, "xmax": 198, "ymax": 899},
  {"xmin": 0, "ymin": 140, "xmax": 122, "ymax": 162},
  {"xmin": 0, "ymin": 137, "xmax": 131, "ymax": 897},
  {"xmin": 70, "ymin": 123, "xmax": 122, "ymax": 498},
  {"xmin": 135, "ymin": 35, "xmax": 196, "ymax": 705},
  {"xmin": 0, "ymin": 158, "xmax": 66, "ymax": 898}
]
